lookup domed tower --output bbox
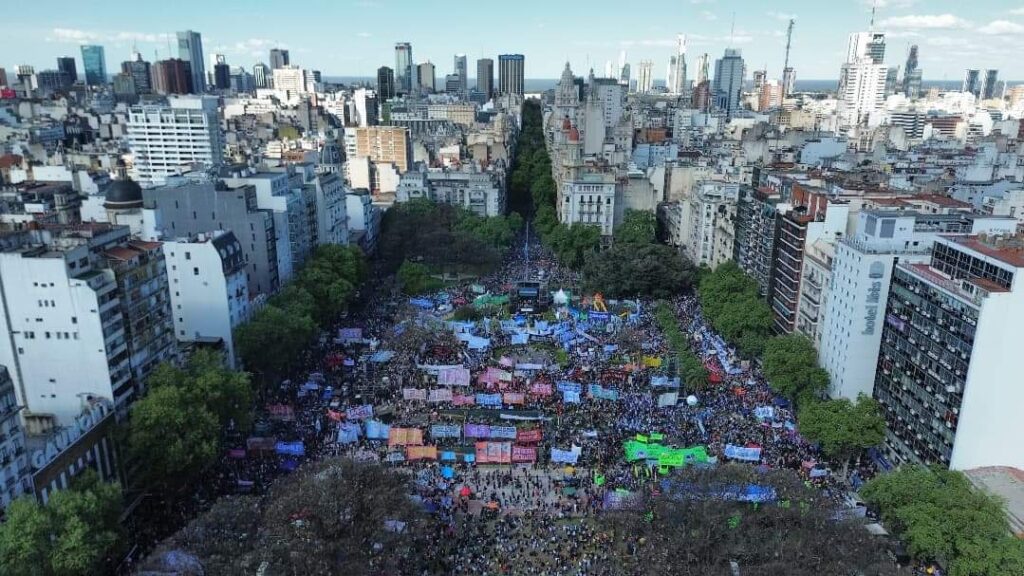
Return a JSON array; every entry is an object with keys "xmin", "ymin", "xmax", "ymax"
[
  {"xmin": 103, "ymin": 159, "xmax": 143, "ymax": 212},
  {"xmin": 554, "ymin": 62, "xmax": 579, "ymax": 124},
  {"xmin": 317, "ymin": 138, "xmax": 343, "ymax": 174},
  {"xmin": 562, "ymin": 122, "xmax": 582, "ymax": 181}
]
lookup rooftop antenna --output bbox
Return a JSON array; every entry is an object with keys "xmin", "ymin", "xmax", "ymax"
[
  {"xmin": 729, "ymin": 12, "xmax": 736, "ymax": 47},
  {"xmin": 870, "ymin": 0, "xmax": 877, "ymax": 32}
]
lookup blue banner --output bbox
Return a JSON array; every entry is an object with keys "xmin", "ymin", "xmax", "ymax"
[
  {"xmin": 431, "ymin": 424, "xmax": 461, "ymax": 438},
  {"xmin": 551, "ymin": 448, "xmax": 580, "ymax": 464},
  {"xmin": 724, "ymin": 444, "xmax": 762, "ymax": 462},
  {"xmin": 556, "ymin": 381, "xmax": 582, "ymax": 394},
  {"xmin": 475, "ymin": 393, "xmax": 503, "ymax": 407},
  {"xmin": 563, "ymin": 390, "xmax": 581, "ymax": 404},
  {"xmin": 366, "ymin": 420, "xmax": 390, "ymax": 440},
  {"xmin": 490, "ymin": 426, "xmax": 517, "ymax": 439}
]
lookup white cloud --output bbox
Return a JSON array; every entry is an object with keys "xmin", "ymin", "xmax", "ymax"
[
  {"xmin": 1010, "ymin": 7, "xmax": 1024, "ymax": 16},
  {"xmin": 860, "ymin": 0, "xmax": 918, "ymax": 7},
  {"xmin": 689, "ymin": 0, "xmax": 716, "ymax": 4},
  {"xmin": 114, "ymin": 31, "xmax": 173, "ymax": 43},
  {"xmin": 357, "ymin": 32, "xmax": 373, "ymax": 38},
  {"xmin": 767, "ymin": 11, "xmax": 796, "ymax": 21},
  {"xmin": 619, "ymin": 38, "xmax": 676, "ymax": 48},
  {"xmin": 879, "ymin": 14, "xmax": 969, "ymax": 29},
  {"xmin": 977, "ymin": 20, "xmax": 1024, "ymax": 35},
  {"xmin": 700, "ymin": 10, "xmax": 717, "ymax": 21},
  {"xmin": 49, "ymin": 27, "xmax": 101, "ymax": 43},
  {"xmin": 48, "ymin": 27, "xmax": 172, "ymax": 45}
]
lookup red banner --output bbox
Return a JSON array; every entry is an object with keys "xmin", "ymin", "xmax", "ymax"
[
  {"xmin": 406, "ymin": 445, "xmax": 438, "ymax": 460},
  {"xmin": 503, "ymin": 392, "xmax": 526, "ymax": 405},
  {"xmin": 529, "ymin": 383, "xmax": 553, "ymax": 396},
  {"xmin": 512, "ymin": 445, "xmax": 537, "ymax": 463},
  {"xmin": 475, "ymin": 441, "xmax": 512, "ymax": 464},
  {"xmin": 516, "ymin": 428, "xmax": 543, "ymax": 443},
  {"xmin": 453, "ymin": 394, "xmax": 476, "ymax": 406}
]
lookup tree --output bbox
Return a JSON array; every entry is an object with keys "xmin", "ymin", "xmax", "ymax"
[
  {"xmin": 183, "ymin": 349, "xmax": 254, "ymax": 432},
  {"xmin": 583, "ymin": 242, "xmax": 696, "ymax": 298},
  {"xmin": 127, "ymin": 384, "xmax": 220, "ymax": 492},
  {"xmin": 295, "ymin": 244, "xmax": 366, "ymax": 325},
  {"xmin": 397, "ymin": 260, "xmax": 443, "ymax": 295},
  {"xmin": 139, "ymin": 459, "xmax": 433, "ymax": 576},
  {"xmin": 861, "ymin": 466, "xmax": 1024, "ymax": 575},
  {"xmin": 762, "ymin": 335, "xmax": 830, "ymax": 404},
  {"xmin": 613, "ymin": 210, "xmax": 657, "ymax": 246},
  {"xmin": 798, "ymin": 395, "xmax": 885, "ymax": 477},
  {"xmin": 608, "ymin": 464, "xmax": 896, "ymax": 575},
  {"xmin": 235, "ymin": 305, "xmax": 317, "ymax": 377},
  {"xmin": 698, "ymin": 262, "xmax": 773, "ymax": 356},
  {"xmin": 0, "ymin": 470, "xmax": 123, "ymax": 576}
]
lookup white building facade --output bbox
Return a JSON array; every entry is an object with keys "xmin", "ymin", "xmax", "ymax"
[{"xmin": 127, "ymin": 96, "xmax": 223, "ymax": 187}]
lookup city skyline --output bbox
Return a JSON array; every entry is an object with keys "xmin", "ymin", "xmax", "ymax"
[{"xmin": 5, "ymin": 0, "xmax": 1024, "ymax": 81}]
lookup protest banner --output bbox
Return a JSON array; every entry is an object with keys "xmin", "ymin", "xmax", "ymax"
[
  {"xmin": 437, "ymin": 367, "xmax": 471, "ymax": 387},
  {"xmin": 512, "ymin": 445, "xmax": 537, "ymax": 463},
  {"xmin": 464, "ymin": 423, "xmax": 490, "ymax": 438},
  {"xmin": 657, "ymin": 392, "xmax": 679, "ymax": 408},
  {"xmin": 556, "ymin": 381, "xmax": 582, "ymax": 394},
  {"xmin": 490, "ymin": 426, "xmax": 517, "ymax": 439},
  {"xmin": 475, "ymin": 393, "xmax": 503, "ymax": 407},
  {"xmin": 516, "ymin": 428, "xmax": 542, "ymax": 443},
  {"xmin": 338, "ymin": 328, "xmax": 362, "ymax": 343},
  {"xmin": 428, "ymin": 388, "xmax": 453, "ymax": 403},
  {"xmin": 754, "ymin": 406, "xmax": 775, "ymax": 420},
  {"xmin": 406, "ymin": 445, "xmax": 438, "ymax": 460},
  {"xmin": 388, "ymin": 428, "xmax": 424, "ymax": 447},
  {"xmin": 430, "ymin": 424, "xmax": 461, "ymax": 439},
  {"xmin": 346, "ymin": 404, "xmax": 373, "ymax": 421},
  {"xmin": 503, "ymin": 392, "xmax": 526, "ymax": 405},
  {"xmin": 551, "ymin": 447, "xmax": 579, "ymax": 464},
  {"xmin": 724, "ymin": 444, "xmax": 762, "ymax": 462},
  {"xmin": 267, "ymin": 404, "xmax": 295, "ymax": 422},
  {"xmin": 452, "ymin": 394, "xmax": 476, "ymax": 406},
  {"xmin": 529, "ymin": 382, "xmax": 553, "ymax": 396},
  {"xmin": 337, "ymin": 423, "xmax": 361, "ymax": 444},
  {"xmin": 403, "ymin": 388, "xmax": 427, "ymax": 401},
  {"xmin": 365, "ymin": 420, "xmax": 390, "ymax": 440},
  {"xmin": 563, "ymin": 390, "xmax": 581, "ymax": 404}
]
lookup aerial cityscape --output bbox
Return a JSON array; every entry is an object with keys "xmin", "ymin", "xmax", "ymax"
[{"xmin": 0, "ymin": 0, "xmax": 1023, "ymax": 574}]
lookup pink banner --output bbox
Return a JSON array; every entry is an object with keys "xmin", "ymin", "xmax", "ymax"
[
  {"xmin": 403, "ymin": 388, "xmax": 427, "ymax": 401},
  {"xmin": 475, "ymin": 441, "xmax": 512, "ymax": 464},
  {"xmin": 512, "ymin": 445, "xmax": 537, "ymax": 463},
  {"xmin": 499, "ymin": 356, "xmax": 514, "ymax": 367},
  {"xmin": 388, "ymin": 428, "xmax": 424, "ymax": 447},
  {"xmin": 516, "ymin": 428, "xmax": 543, "ymax": 443},
  {"xmin": 503, "ymin": 392, "xmax": 526, "ymax": 405},
  {"xmin": 452, "ymin": 394, "xmax": 476, "ymax": 406},
  {"xmin": 406, "ymin": 445, "xmax": 438, "ymax": 460},
  {"xmin": 529, "ymin": 383, "xmax": 553, "ymax": 396}
]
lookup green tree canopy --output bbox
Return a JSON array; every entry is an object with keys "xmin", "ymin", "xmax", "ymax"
[
  {"xmin": 861, "ymin": 466, "xmax": 1024, "ymax": 575},
  {"xmin": 397, "ymin": 260, "xmax": 443, "ymax": 296},
  {"xmin": 584, "ymin": 242, "xmax": 696, "ymax": 298},
  {"xmin": 235, "ymin": 304, "xmax": 317, "ymax": 377},
  {"xmin": 295, "ymin": 244, "xmax": 366, "ymax": 325},
  {"xmin": 798, "ymin": 395, "xmax": 885, "ymax": 476},
  {"xmin": 762, "ymin": 335, "xmax": 830, "ymax": 404},
  {"xmin": 0, "ymin": 470, "xmax": 123, "ymax": 576},
  {"xmin": 613, "ymin": 209, "xmax": 657, "ymax": 246},
  {"xmin": 698, "ymin": 262, "xmax": 773, "ymax": 356},
  {"xmin": 653, "ymin": 301, "xmax": 709, "ymax": 389}
]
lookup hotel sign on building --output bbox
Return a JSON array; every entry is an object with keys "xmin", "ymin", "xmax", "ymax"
[{"xmin": 861, "ymin": 261, "xmax": 885, "ymax": 335}]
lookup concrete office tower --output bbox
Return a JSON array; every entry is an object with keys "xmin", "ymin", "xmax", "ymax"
[
  {"xmin": 418, "ymin": 62, "xmax": 436, "ymax": 93},
  {"xmin": 0, "ymin": 223, "xmax": 176, "ymax": 424},
  {"xmin": 253, "ymin": 63, "xmax": 271, "ymax": 88},
  {"xmin": 837, "ymin": 61, "xmax": 887, "ymax": 128},
  {"xmin": 667, "ymin": 34, "xmax": 687, "ymax": 95},
  {"xmin": 476, "ymin": 58, "xmax": 494, "ymax": 98},
  {"xmin": 752, "ymin": 70, "xmax": 767, "ymax": 91},
  {"xmin": 963, "ymin": 69, "xmax": 980, "ymax": 96},
  {"xmin": 885, "ymin": 67, "xmax": 900, "ymax": 97},
  {"xmin": 57, "ymin": 56, "xmax": 77, "ymax": 85},
  {"xmin": 355, "ymin": 126, "xmax": 412, "ymax": 173},
  {"xmin": 981, "ymin": 69, "xmax": 999, "ymax": 100},
  {"xmin": 152, "ymin": 59, "xmax": 192, "ymax": 94},
  {"xmin": 498, "ymin": 54, "xmax": 525, "ymax": 96},
  {"xmin": 80, "ymin": 45, "xmax": 107, "ymax": 85},
  {"xmin": 121, "ymin": 53, "xmax": 152, "ymax": 94},
  {"xmin": 636, "ymin": 60, "xmax": 653, "ymax": 94},
  {"xmin": 872, "ymin": 234, "xmax": 1024, "ymax": 471},
  {"xmin": 177, "ymin": 30, "xmax": 205, "ymax": 94},
  {"xmin": 270, "ymin": 48, "xmax": 290, "ymax": 70},
  {"xmin": 395, "ymin": 42, "xmax": 413, "ymax": 93},
  {"xmin": 902, "ymin": 45, "xmax": 922, "ymax": 99},
  {"xmin": 162, "ymin": 231, "xmax": 250, "ymax": 368},
  {"xmin": 454, "ymin": 54, "xmax": 467, "ymax": 97},
  {"xmin": 127, "ymin": 96, "xmax": 223, "ymax": 187},
  {"xmin": 711, "ymin": 48, "xmax": 743, "ymax": 117}
]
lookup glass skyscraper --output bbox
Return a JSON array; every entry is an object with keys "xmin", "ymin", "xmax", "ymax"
[
  {"xmin": 81, "ymin": 45, "xmax": 107, "ymax": 86},
  {"xmin": 395, "ymin": 42, "xmax": 413, "ymax": 94},
  {"xmin": 176, "ymin": 30, "xmax": 206, "ymax": 94}
]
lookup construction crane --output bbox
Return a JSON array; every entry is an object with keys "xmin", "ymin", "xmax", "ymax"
[{"xmin": 782, "ymin": 18, "xmax": 795, "ymax": 96}]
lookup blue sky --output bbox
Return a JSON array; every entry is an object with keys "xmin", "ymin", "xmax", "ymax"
[{"xmin": 3, "ymin": 0, "xmax": 1023, "ymax": 80}]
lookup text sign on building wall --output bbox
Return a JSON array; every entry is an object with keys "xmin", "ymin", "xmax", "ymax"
[
  {"xmin": 861, "ymin": 261, "xmax": 885, "ymax": 336},
  {"xmin": 31, "ymin": 401, "xmax": 111, "ymax": 470}
]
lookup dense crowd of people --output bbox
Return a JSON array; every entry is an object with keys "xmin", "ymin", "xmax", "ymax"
[{"xmin": 185, "ymin": 231, "xmax": 886, "ymax": 575}]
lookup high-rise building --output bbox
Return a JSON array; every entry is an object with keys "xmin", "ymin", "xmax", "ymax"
[
  {"xmin": 981, "ymin": 69, "xmax": 999, "ymax": 100},
  {"xmin": 272, "ymin": 66, "xmax": 312, "ymax": 95},
  {"xmin": 152, "ymin": 59, "xmax": 193, "ymax": 94},
  {"xmin": 176, "ymin": 30, "xmax": 205, "ymax": 93},
  {"xmin": 80, "ymin": 45, "xmax": 107, "ymax": 86},
  {"xmin": 885, "ymin": 67, "xmax": 900, "ymax": 97},
  {"xmin": 253, "ymin": 63, "xmax": 271, "ymax": 89},
  {"xmin": 752, "ymin": 69, "xmax": 767, "ymax": 91},
  {"xmin": 498, "ymin": 54, "xmax": 525, "ymax": 96},
  {"xmin": 846, "ymin": 32, "xmax": 885, "ymax": 64},
  {"xmin": 454, "ymin": 54, "xmax": 467, "ymax": 97},
  {"xmin": 417, "ymin": 62, "xmax": 436, "ymax": 93},
  {"xmin": 963, "ymin": 69, "xmax": 980, "ymax": 96},
  {"xmin": 395, "ymin": 42, "xmax": 413, "ymax": 93},
  {"xmin": 377, "ymin": 66, "xmax": 395, "ymax": 100},
  {"xmin": 121, "ymin": 53, "xmax": 152, "ymax": 94},
  {"xmin": 667, "ymin": 34, "xmax": 687, "ymax": 95},
  {"xmin": 57, "ymin": 56, "xmax": 77, "ymax": 85},
  {"xmin": 872, "ymin": 233, "xmax": 1024, "ymax": 471},
  {"xmin": 127, "ymin": 96, "xmax": 224, "ymax": 187},
  {"xmin": 695, "ymin": 53, "xmax": 710, "ymax": 85},
  {"xmin": 901, "ymin": 45, "xmax": 922, "ymax": 99},
  {"xmin": 476, "ymin": 58, "xmax": 493, "ymax": 98},
  {"xmin": 0, "ymin": 222, "xmax": 176, "ymax": 423},
  {"xmin": 782, "ymin": 67, "xmax": 796, "ymax": 97},
  {"xmin": 354, "ymin": 126, "xmax": 412, "ymax": 173},
  {"xmin": 636, "ymin": 60, "xmax": 653, "ymax": 94},
  {"xmin": 213, "ymin": 54, "xmax": 230, "ymax": 90},
  {"xmin": 711, "ymin": 48, "xmax": 744, "ymax": 117},
  {"xmin": 837, "ymin": 61, "xmax": 887, "ymax": 128},
  {"xmin": 270, "ymin": 48, "xmax": 290, "ymax": 70},
  {"xmin": 0, "ymin": 68, "xmax": 6, "ymax": 87}
]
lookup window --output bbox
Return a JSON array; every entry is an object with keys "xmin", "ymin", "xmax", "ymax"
[
  {"xmin": 71, "ymin": 316, "xmax": 77, "ymax": 324},
  {"xmin": 185, "ymin": 252, "xmax": 191, "ymax": 261},
  {"xmin": 193, "ymin": 267, "xmax": 199, "ymax": 276},
  {"xmin": 45, "ymin": 332, "xmax": 51, "ymax": 339}
]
